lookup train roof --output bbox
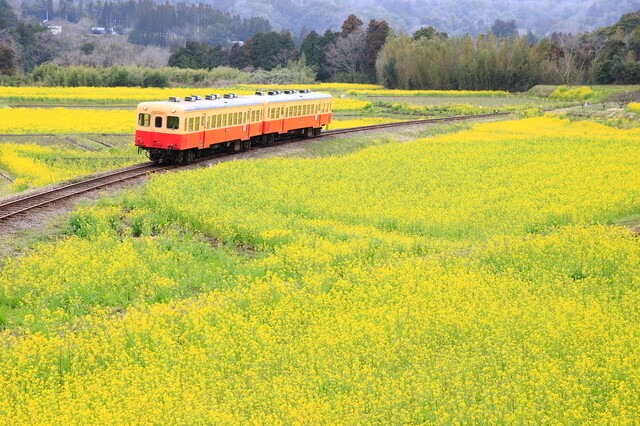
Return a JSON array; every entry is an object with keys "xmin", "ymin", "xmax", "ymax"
[{"xmin": 137, "ymin": 91, "xmax": 332, "ymax": 113}]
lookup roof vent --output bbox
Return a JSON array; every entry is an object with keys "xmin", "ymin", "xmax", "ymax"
[
  {"xmin": 185, "ymin": 95, "xmax": 201, "ymax": 102},
  {"xmin": 299, "ymin": 89, "xmax": 311, "ymax": 94},
  {"xmin": 168, "ymin": 96, "xmax": 180, "ymax": 102},
  {"xmin": 223, "ymin": 93, "xmax": 237, "ymax": 99},
  {"xmin": 255, "ymin": 91, "xmax": 264, "ymax": 96},
  {"xmin": 205, "ymin": 94, "xmax": 220, "ymax": 100},
  {"xmin": 267, "ymin": 90, "xmax": 282, "ymax": 95},
  {"xmin": 283, "ymin": 90, "xmax": 296, "ymax": 95}
]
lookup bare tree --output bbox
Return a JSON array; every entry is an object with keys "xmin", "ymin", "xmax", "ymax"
[
  {"xmin": 552, "ymin": 32, "xmax": 581, "ymax": 84},
  {"xmin": 326, "ymin": 29, "xmax": 365, "ymax": 80}
]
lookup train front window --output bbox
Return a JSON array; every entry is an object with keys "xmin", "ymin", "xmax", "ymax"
[
  {"xmin": 167, "ymin": 116, "xmax": 179, "ymax": 130},
  {"xmin": 154, "ymin": 116, "xmax": 163, "ymax": 128},
  {"xmin": 138, "ymin": 113, "xmax": 150, "ymax": 127}
]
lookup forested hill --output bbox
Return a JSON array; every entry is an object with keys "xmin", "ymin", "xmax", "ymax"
[{"xmin": 213, "ymin": 0, "xmax": 640, "ymax": 37}]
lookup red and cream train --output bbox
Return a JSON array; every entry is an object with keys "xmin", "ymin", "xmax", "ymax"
[{"xmin": 134, "ymin": 90, "xmax": 332, "ymax": 163}]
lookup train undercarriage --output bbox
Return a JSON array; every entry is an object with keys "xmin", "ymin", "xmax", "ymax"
[{"xmin": 142, "ymin": 127, "xmax": 323, "ymax": 164}]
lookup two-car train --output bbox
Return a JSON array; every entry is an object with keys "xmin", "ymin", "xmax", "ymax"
[{"xmin": 134, "ymin": 89, "xmax": 332, "ymax": 163}]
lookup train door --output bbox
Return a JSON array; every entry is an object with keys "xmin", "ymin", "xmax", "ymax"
[
  {"xmin": 151, "ymin": 112, "xmax": 166, "ymax": 145},
  {"xmin": 242, "ymin": 110, "xmax": 249, "ymax": 139},
  {"xmin": 199, "ymin": 113, "xmax": 206, "ymax": 148}
]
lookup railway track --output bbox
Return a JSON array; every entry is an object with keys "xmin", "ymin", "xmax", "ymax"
[
  {"xmin": 0, "ymin": 163, "xmax": 168, "ymax": 221},
  {"xmin": 0, "ymin": 112, "xmax": 509, "ymax": 222}
]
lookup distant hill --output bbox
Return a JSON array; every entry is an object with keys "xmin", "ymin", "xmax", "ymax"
[{"xmin": 211, "ymin": 0, "xmax": 640, "ymax": 38}]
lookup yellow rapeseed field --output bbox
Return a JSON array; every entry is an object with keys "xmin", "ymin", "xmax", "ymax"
[
  {"xmin": 0, "ymin": 108, "xmax": 134, "ymax": 134},
  {"xmin": 0, "ymin": 84, "xmax": 381, "ymax": 104},
  {"xmin": 1, "ymin": 116, "xmax": 640, "ymax": 423},
  {"xmin": 627, "ymin": 102, "xmax": 640, "ymax": 112},
  {"xmin": 348, "ymin": 88, "xmax": 511, "ymax": 97},
  {"xmin": 0, "ymin": 143, "xmax": 138, "ymax": 194}
]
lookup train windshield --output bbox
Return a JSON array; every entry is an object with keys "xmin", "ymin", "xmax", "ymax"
[
  {"xmin": 138, "ymin": 113, "xmax": 150, "ymax": 127},
  {"xmin": 167, "ymin": 116, "xmax": 179, "ymax": 130}
]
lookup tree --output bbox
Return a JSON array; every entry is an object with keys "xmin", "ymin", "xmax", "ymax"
[
  {"xmin": 412, "ymin": 26, "xmax": 447, "ymax": 41},
  {"xmin": 12, "ymin": 22, "xmax": 56, "ymax": 72},
  {"xmin": 168, "ymin": 40, "xmax": 223, "ymax": 69},
  {"xmin": 0, "ymin": 0, "xmax": 17, "ymax": 29},
  {"xmin": 245, "ymin": 31, "xmax": 297, "ymax": 70},
  {"xmin": 605, "ymin": 90, "xmax": 640, "ymax": 108},
  {"xmin": 0, "ymin": 44, "xmax": 16, "ymax": 75},
  {"xmin": 363, "ymin": 19, "xmax": 390, "ymax": 82},
  {"xmin": 340, "ymin": 14, "xmax": 363, "ymax": 38},
  {"xmin": 326, "ymin": 29, "xmax": 365, "ymax": 81},
  {"xmin": 491, "ymin": 19, "xmax": 518, "ymax": 38},
  {"xmin": 227, "ymin": 42, "xmax": 249, "ymax": 69}
]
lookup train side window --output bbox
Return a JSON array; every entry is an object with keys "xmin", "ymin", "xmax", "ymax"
[
  {"xmin": 232, "ymin": 113, "xmax": 237, "ymax": 126},
  {"xmin": 216, "ymin": 115, "xmax": 221, "ymax": 128},
  {"xmin": 167, "ymin": 116, "xmax": 179, "ymax": 130},
  {"xmin": 188, "ymin": 117, "xmax": 194, "ymax": 132},
  {"xmin": 154, "ymin": 116, "xmax": 163, "ymax": 128},
  {"xmin": 195, "ymin": 117, "xmax": 200, "ymax": 130},
  {"xmin": 258, "ymin": 110, "xmax": 262, "ymax": 120},
  {"xmin": 244, "ymin": 111, "xmax": 249, "ymax": 123},
  {"xmin": 138, "ymin": 113, "xmax": 150, "ymax": 127},
  {"xmin": 279, "ymin": 106, "xmax": 283, "ymax": 117}
]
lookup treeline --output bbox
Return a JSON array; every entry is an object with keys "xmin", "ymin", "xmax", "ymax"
[
  {"xmin": 377, "ymin": 11, "xmax": 640, "ymax": 91},
  {"xmin": 0, "ymin": 63, "xmax": 316, "ymax": 87},
  {"xmin": 168, "ymin": 14, "xmax": 390, "ymax": 83}
]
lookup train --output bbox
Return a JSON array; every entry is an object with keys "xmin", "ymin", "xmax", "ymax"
[{"xmin": 134, "ymin": 89, "xmax": 332, "ymax": 163}]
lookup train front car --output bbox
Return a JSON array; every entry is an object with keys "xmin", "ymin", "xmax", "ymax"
[
  {"xmin": 134, "ymin": 97, "xmax": 187, "ymax": 163},
  {"xmin": 134, "ymin": 94, "xmax": 266, "ymax": 163}
]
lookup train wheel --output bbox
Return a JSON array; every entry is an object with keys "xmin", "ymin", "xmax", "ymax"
[
  {"xmin": 313, "ymin": 128, "xmax": 322, "ymax": 137},
  {"xmin": 185, "ymin": 149, "xmax": 196, "ymax": 163},
  {"xmin": 148, "ymin": 149, "xmax": 164, "ymax": 163},
  {"xmin": 173, "ymin": 151, "xmax": 185, "ymax": 164},
  {"xmin": 303, "ymin": 127, "xmax": 313, "ymax": 138}
]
